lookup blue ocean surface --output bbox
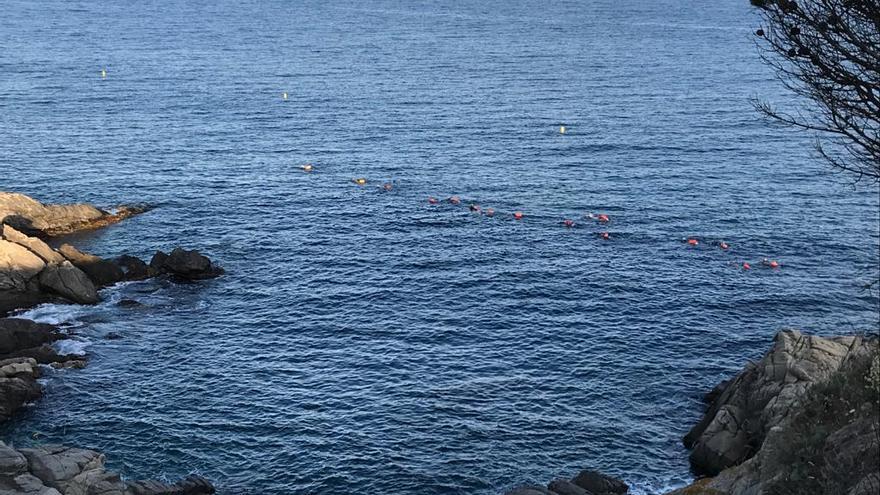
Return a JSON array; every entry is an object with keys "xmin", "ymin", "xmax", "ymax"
[{"xmin": 1, "ymin": 1, "xmax": 878, "ymax": 494}]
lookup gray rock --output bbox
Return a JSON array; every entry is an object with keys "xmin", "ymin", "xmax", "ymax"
[
  {"xmin": 684, "ymin": 330, "xmax": 869, "ymax": 475},
  {"xmin": 19, "ymin": 445, "xmax": 105, "ymax": 493},
  {"xmin": 125, "ymin": 475, "xmax": 215, "ymax": 495},
  {"xmin": 571, "ymin": 469, "xmax": 628, "ymax": 494},
  {"xmin": 0, "ymin": 318, "xmax": 61, "ymax": 357},
  {"xmin": 115, "ymin": 255, "xmax": 150, "ymax": 281},
  {"xmin": 0, "ymin": 441, "xmax": 27, "ymax": 476},
  {"xmin": 38, "ymin": 261, "xmax": 99, "ymax": 305},
  {"xmin": 150, "ymin": 249, "xmax": 223, "ymax": 280},
  {"xmin": 58, "ymin": 244, "xmax": 124, "ymax": 288},
  {"xmin": 547, "ymin": 479, "xmax": 589, "ymax": 495},
  {"xmin": 0, "ymin": 473, "xmax": 62, "ymax": 495}
]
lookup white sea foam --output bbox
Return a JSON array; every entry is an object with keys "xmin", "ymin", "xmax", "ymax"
[{"xmin": 54, "ymin": 338, "xmax": 90, "ymax": 356}]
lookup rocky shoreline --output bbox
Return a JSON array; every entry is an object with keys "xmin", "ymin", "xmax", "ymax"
[
  {"xmin": 506, "ymin": 331, "xmax": 879, "ymax": 495},
  {"xmin": 1, "ymin": 191, "xmax": 220, "ymax": 494}
]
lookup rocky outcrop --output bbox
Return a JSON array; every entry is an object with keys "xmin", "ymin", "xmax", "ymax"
[
  {"xmin": 1, "ymin": 223, "xmax": 221, "ymax": 316},
  {"xmin": 0, "ymin": 192, "xmax": 146, "ymax": 238},
  {"xmin": 505, "ymin": 469, "xmax": 629, "ymax": 495},
  {"xmin": 0, "ymin": 442, "xmax": 214, "ymax": 495},
  {"xmin": 669, "ymin": 331, "xmax": 879, "ymax": 495},
  {"xmin": 0, "ymin": 357, "xmax": 42, "ymax": 424},
  {"xmin": 683, "ymin": 330, "xmax": 870, "ymax": 475}
]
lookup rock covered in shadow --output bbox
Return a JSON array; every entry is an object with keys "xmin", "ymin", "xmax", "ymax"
[
  {"xmin": 0, "ymin": 357, "xmax": 42, "ymax": 423},
  {"xmin": 150, "ymin": 248, "xmax": 223, "ymax": 281},
  {"xmin": 115, "ymin": 255, "xmax": 151, "ymax": 281},
  {"xmin": 37, "ymin": 261, "xmax": 99, "ymax": 305},
  {"xmin": 505, "ymin": 469, "xmax": 628, "ymax": 495}
]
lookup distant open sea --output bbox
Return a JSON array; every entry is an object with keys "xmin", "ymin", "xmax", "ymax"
[{"xmin": 1, "ymin": 1, "xmax": 878, "ymax": 493}]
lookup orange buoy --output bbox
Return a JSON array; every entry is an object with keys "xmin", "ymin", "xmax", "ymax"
[
  {"xmin": 428, "ymin": 197, "xmax": 438, "ymax": 204},
  {"xmin": 597, "ymin": 214, "xmax": 609, "ymax": 223},
  {"xmin": 485, "ymin": 208, "xmax": 495, "ymax": 217},
  {"xmin": 720, "ymin": 242, "xmax": 729, "ymax": 250},
  {"xmin": 563, "ymin": 219, "xmax": 575, "ymax": 228},
  {"xmin": 687, "ymin": 239, "xmax": 699, "ymax": 246},
  {"xmin": 769, "ymin": 260, "xmax": 779, "ymax": 268},
  {"xmin": 513, "ymin": 211, "xmax": 524, "ymax": 220},
  {"xmin": 449, "ymin": 195, "xmax": 461, "ymax": 205},
  {"xmin": 600, "ymin": 232, "xmax": 610, "ymax": 240},
  {"xmin": 743, "ymin": 262, "xmax": 751, "ymax": 270}
]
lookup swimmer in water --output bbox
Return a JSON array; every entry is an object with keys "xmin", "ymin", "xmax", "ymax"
[
  {"xmin": 513, "ymin": 211, "xmax": 524, "ymax": 220},
  {"xmin": 382, "ymin": 182, "xmax": 393, "ymax": 192},
  {"xmin": 687, "ymin": 238, "xmax": 699, "ymax": 246},
  {"xmin": 762, "ymin": 258, "xmax": 780, "ymax": 268},
  {"xmin": 428, "ymin": 197, "xmax": 439, "ymax": 204},
  {"xmin": 352, "ymin": 178, "xmax": 367, "ymax": 185},
  {"xmin": 485, "ymin": 208, "xmax": 495, "ymax": 217},
  {"xmin": 301, "ymin": 163, "xmax": 313, "ymax": 173},
  {"xmin": 449, "ymin": 195, "xmax": 461, "ymax": 205},
  {"xmin": 719, "ymin": 241, "xmax": 729, "ymax": 250},
  {"xmin": 600, "ymin": 232, "xmax": 610, "ymax": 240},
  {"xmin": 586, "ymin": 213, "xmax": 610, "ymax": 223},
  {"xmin": 469, "ymin": 204, "xmax": 481, "ymax": 213},
  {"xmin": 563, "ymin": 219, "xmax": 575, "ymax": 228}
]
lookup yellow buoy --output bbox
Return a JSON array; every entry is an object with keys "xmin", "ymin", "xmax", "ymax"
[
  {"xmin": 560, "ymin": 125, "xmax": 566, "ymax": 134},
  {"xmin": 282, "ymin": 92, "xmax": 288, "ymax": 101},
  {"xmin": 353, "ymin": 178, "xmax": 367, "ymax": 185},
  {"xmin": 101, "ymin": 68, "xmax": 107, "ymax": 79}
]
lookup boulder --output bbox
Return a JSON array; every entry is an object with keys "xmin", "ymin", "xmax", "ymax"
[
  {"xmin": 0, "ymin": 318, "xmax": 61, "ymax": 357},
  {"xmin": 571, "ymin": 469, "xmax": 628, "ymax": 494},
  {"xmin": 150, "ymin": 249, "xmax": 223, "ymax": 280},
  {"xmin": 38, "ymin": 261, "xmax": 99, "ymax": 305},
  {"xmin": 0, "ymin": 357, "xmax": 41, "ymax": 422},
  {"xmin": 0, "ymin": 442, "xmax": 27, "ymax": 477},
  {"xmin": 18, "ymin": 445, "xmax": 105, "ymax": 494},
  {"xmin": 58, "ymin": 244, "xmax": 124, "ymax": 288},
  {"xmin": 684, "ymin": 330, "xmax": 868, "ymax": 475},
  {"xmin": 0, "ymin": 225, "xmax": 65, "ymax": 265},
  {"xmin": 125, "ymin": 475, "xmax": 215, "ymax": 495},
  {"xmin": 115, "ymin": 255, "xmax": 150, "ymax": 281},
  {"xmin": 0, "ymin": 239, "xmax": 45, "ymax": 292},
  {"xmin": 0, "ymin": 473, "xmax": 62, "ymax": 495},
  {"xmin": 547, "ymin": 479, "xmax": 589, "ymax": 495},
  {"xmin": 0, "ymin": 192, "xmax": 145, "ymax": 237}
]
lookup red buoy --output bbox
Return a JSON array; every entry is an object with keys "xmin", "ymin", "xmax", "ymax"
[
  {"xmin": 449, "ymin": 195, "xmax": 461, "ymax": 205},
  {"xmin": 485, "ymin": 208, "xmax": 495, "ymax": 217},
  {"xmin": 428, "ymin": 197, "xmax": 438, "ymax": 204},
  {"xmin": 687, "ymin": 238, "xmax": 699, "ymax": 246},
  {"xmin": 513, "ymin": 211, "xmax": 524, "ymax": 220},
  {"xmin": 743, "ymin": 262, "xmax": 751, "ymax": 270},
  {"xmin": 563, "ymin": 219, "xmax": 574, "ymax": 228},
  {"xmin": 769, "ymin": 260, "xmax": 779, "ymax": 268}
]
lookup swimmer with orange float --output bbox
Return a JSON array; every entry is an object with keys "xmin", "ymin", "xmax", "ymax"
[
  {"xmin": 586, "ymin": 213, "xmax": 610, "ymax": 223},
  {"xmin": 762, "ymin": 258, "xmax": 780, "ymax": 268}
]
